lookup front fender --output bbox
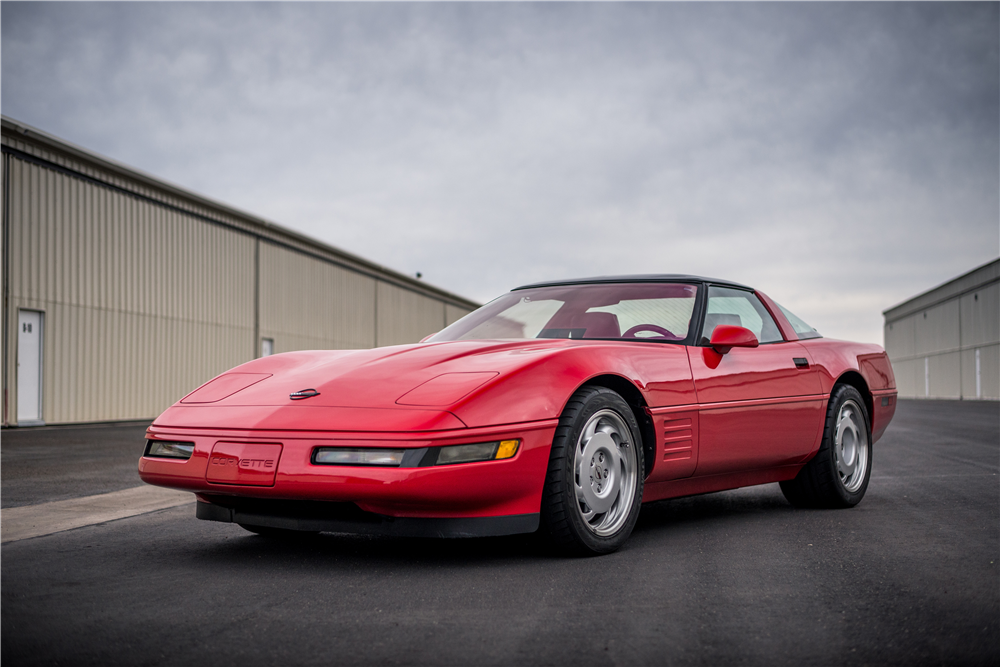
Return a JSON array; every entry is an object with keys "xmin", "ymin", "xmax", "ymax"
[{"xmin": 450, "ymin": 343, "xmax": 696, "ymax": 428}]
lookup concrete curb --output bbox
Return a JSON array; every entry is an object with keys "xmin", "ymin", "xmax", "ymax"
[{"xmin": 1, "ymin": 485, "xmax": 194, "ymax": 543}]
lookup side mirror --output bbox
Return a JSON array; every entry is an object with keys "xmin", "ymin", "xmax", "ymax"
[{"xmin": 709, "ymin": 325, "xmax": 759, "ymax": 355}]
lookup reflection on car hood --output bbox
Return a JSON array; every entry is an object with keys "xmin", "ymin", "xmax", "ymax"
[{"xmin": 173, "ymin": 339, "xmax": 578, "ymax": 411}]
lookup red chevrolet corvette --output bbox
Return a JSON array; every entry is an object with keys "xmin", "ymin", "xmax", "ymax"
[{"xmin": 139, "ymin": 275, "xmax": 896, "ymax": 554}]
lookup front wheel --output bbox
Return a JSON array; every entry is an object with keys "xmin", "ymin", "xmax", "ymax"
[
  {"xmin": 541, "ymin": 386, "xmax": 644, "ymax": 555},
  {"xmin": 780, "ymin": 384, "xmax": 872, "ymax": 508}
]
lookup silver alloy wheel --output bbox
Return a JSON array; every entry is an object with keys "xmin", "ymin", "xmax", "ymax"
[
  {"xmin": 573, "ymin": 408, "xmax": 638, "ymax": 537},
  {"xmin": 834, "ymin": 398, "xmax": 869, "ymax": 493}
]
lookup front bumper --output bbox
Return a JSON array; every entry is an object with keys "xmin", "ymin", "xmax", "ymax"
[{"xmin": 138, "ymin": 420, "xmax": 557, "ymax": 520}]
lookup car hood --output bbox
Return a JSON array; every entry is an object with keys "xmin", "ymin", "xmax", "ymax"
[
  {"xmin": 152, "ymin": 337, "xmax": 700, "ymax": 431},
  {"xmin": 163, "ymin": 339, "xmax": 576, "ymax": 413}
]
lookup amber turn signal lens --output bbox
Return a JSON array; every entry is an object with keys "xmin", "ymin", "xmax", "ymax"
[
  {"xmin": 495, "ymin": 440, "xmax": 519, "ymax": 460},
  {"xmin": 433, "ymin": 439, "xmax": 521, "ymax": 465}
]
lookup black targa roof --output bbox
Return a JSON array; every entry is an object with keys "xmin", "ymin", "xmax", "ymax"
[{"xmin": 512, "ymin": 274, "xmax": 752, "ymax": 291}]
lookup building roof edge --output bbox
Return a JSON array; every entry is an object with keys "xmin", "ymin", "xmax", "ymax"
[
  {"xmin": 1, "ymin": 115, "xmax": 479, "ymax": 310},
  {"xmin": 882, "ymin": 257, "xmax": 1000, "ymax": 320}
]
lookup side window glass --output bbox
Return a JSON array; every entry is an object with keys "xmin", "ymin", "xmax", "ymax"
[
  {"xmin": 703, "ymin": 286, "xmax": 784, "ymax": 345},
  {"xmin": 775, "ymin": 301, "xmax": 822, "ymax": 339}
]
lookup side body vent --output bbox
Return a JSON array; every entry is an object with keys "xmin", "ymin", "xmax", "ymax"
[
  {"xmin": 663, "ymin": 417, "xmax": 694, "ymax": 462},
  {"xmin": 645, "ymin": 409, "xmax": 699, "ymax": 483}
]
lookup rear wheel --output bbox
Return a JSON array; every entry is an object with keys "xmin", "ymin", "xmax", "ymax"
[
  {"xmin": 780, "ymin": 384, "xmax": 872, "ymax": 508},
  {"xmin": 541, "ymin": 386, "xmax": 644, "ymax": 555}
]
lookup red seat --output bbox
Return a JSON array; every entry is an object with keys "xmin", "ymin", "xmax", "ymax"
[{"xmin": 571, "ymin": 312, "xmax": 621, "ymax": 339}]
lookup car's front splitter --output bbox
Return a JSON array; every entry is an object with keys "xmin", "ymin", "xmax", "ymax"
[{"xmin": 195, "ymin": 497, "xmax": 540, "ymax": 538}]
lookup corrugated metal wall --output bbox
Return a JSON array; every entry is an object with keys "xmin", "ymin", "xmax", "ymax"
[
  {"xmin": 445, "ymin": 303, "xmax": 471, "ymax": 327},
  {"xmin": 4, "ymin": 157, "xmax": 256, "ymax": 423},
  {"xmin": 256, "ymin": 241, "xmax": 477, "ymax": 353},
  {"xmin": 376, "ymin": 281, "xmax": 449, "ymax": 347},
  {"xmin": 2, "ymin": 120, "xmax": 478, "ymax": 426},
  {"xmin": 259, "ymin": 242, "xmax": 377, "ymax": 352},
  {"xmin": 884, "ymin": 261, "xmax": 999, "ymax": 400}
]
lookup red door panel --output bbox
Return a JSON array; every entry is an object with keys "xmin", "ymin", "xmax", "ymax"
[
  {"xmin": 688, "ymin": 343, "xmax": 825, "ymax": 475},
  {"xmin": 689, "ymin": 343, "xmax": 821, "ymax": 402}
]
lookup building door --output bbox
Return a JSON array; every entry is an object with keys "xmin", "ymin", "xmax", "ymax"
[{"xmin": 17, "ymin": 310, "xmax": 44, "ymax": 424}]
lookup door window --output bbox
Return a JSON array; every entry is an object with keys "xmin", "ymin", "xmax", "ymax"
[
  {"xmin": 774, "ymin": 301, "xmax": 822, "ymax": 339},
  {"xmin": 702, "ymin": 286, "xmax": 783, "ymax": 345}
]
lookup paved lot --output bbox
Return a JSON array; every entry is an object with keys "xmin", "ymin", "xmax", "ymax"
[
  {"xmin": 1, "ymin": 420, "xmax": 150, "ymax": 507},
  {"xmin": 2, "ymin": 400, "xmax": 997, "ymax": 666}
]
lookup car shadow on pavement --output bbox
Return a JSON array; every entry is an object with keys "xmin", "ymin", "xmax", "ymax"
[
  {"xmin": 633, "ymin": 482, "xmax": 795, "ymax": 534},
  {"xmin": 204, "ymin": 528, "xmax": 554, "ymax": 564},
  {"xmin": 165, "ymin": 483, "xmax": 798, "ymax": 567}
]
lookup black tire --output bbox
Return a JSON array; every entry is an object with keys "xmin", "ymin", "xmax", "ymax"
[
  {"xmin": 541, "ymin": 386, "xmax": 645, "ymax": 556},
  {"xmin": 780, "ymin": 384, "xmax": 872, "ymax": 509},
  {"xmin": 238, "ymin": 524, "xmax": 319, "ymax": 539}
]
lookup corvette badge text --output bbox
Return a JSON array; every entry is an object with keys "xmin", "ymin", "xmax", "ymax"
[{"xmin": 209, "ymin": 456, "xmax": 275, "ymax": 470}]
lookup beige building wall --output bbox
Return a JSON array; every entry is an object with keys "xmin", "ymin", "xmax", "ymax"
[
  {"xmin": 377, "ymin": 281, "xmax": 449, "ymax": 347},
  {"xmin": 257, "ymin": 244, "xmax": 476, "ymax": 354},
  {"xmin": 258, "ymin": 242, "xmax": 378, "ymax": 353},
  {"xmin": 2, "ymin": 117, "xmax": 478, "ymax": 426},
  {"xmin": 884, "ymin": 259, "xmax": 999, "ymax": 400},
  {"xmin": 445, "ymin": 303, "xmax": 471, "ymax": 327},
  {"xmin": 4, "ymin": 157, "xmax": 256, "ymax": 424}
]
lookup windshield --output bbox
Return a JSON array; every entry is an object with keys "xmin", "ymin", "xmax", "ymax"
[{"xmin": 429, "ymin": 283, "xmax": 699, "ymax": 343}]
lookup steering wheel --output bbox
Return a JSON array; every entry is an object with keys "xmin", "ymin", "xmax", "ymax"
[{"xmin": 622, "ymin": 324, "xmax": 678, "ymax": 340}]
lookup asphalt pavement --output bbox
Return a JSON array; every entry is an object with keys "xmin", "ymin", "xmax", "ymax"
[
  {"xmin": 2, "ymin": 399, "xmax": 997, "ymax": 666},
  {"xmin": 1, "ymin": 420, "xmax": 151, "ymax": 507}
]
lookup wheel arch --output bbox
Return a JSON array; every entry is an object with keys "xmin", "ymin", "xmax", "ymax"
[
  {"xmin": 833, "ymin": 371, "xmax": 873, "ymax": 433},
  {"xmin": 578, "ymin": 374, "xmax": 656, "ymax": 480}
]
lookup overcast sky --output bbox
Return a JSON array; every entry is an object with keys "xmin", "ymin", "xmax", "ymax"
[{"xmin": 2, "ymin": 1, "xmax": 997, "ymax": 344}]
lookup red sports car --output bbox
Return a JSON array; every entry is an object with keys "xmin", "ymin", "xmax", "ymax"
[{"xmin": 139, "ymin": 275, "xmax": 896, "ymax": 554}]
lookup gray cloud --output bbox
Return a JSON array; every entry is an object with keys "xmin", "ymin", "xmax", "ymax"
[{"xmin": 3, "ymin": 1, "xmax": 997, "ymax": 344}]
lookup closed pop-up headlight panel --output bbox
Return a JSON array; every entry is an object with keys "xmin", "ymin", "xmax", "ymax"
[{"xmin": 180, "ymin": 373, "xmax": 272, "ymax": 404}]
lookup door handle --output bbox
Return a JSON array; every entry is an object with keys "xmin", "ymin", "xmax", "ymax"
[{"xmin": 793, "ymin": 357, "xmax": 809, "ymax": 369}]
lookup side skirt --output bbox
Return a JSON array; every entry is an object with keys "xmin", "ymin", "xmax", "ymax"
[{"xmin": 641, "ymin": 465, "xmax": 803, "ymax": 503}]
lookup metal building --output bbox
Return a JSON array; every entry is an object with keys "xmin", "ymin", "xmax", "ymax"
[
  {"xmin": 883, "ymin": 258, "xmax": 999, "ymax": 400},
  {"xmin": 2, "ymin": 117, "xmax": 479, "ymax": 426}
]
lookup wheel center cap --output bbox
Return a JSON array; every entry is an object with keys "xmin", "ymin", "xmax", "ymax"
[{"xmin": 579, "ymin": 431, "xmax": 621, "ymax": 514}]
